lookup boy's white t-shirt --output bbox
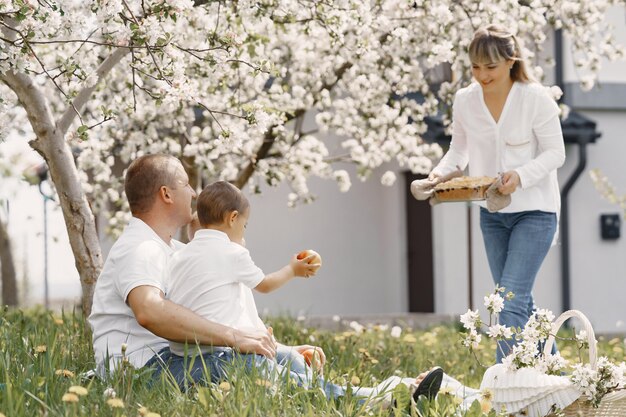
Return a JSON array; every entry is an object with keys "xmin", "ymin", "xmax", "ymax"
[
  {"xmin": 89, "ymin": 217, "xmax": 181, "ymax": 372},
  {"xmin": 166, "ymin": 229, "xmax": 266, "ymax": 356}
]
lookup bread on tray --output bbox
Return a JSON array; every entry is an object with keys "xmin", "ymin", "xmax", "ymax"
[{"xmin": 433, "ymin": 176, "xmax": 496, "ymax": 202}]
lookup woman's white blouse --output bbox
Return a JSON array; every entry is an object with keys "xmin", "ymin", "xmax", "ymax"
[{"xmin": 432, "ymin": 81, "xmax": 566, "ymax": 213}]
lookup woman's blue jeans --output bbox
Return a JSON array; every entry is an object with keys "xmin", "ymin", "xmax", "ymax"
[{"xmin": 479, "ymin": 208, "xmax": 557, "ymax": 363}]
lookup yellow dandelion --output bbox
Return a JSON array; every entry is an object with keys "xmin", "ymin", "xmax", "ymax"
[
  {"xmin": 34, "ymin": 345, "xmax": 47, "ymax": 353},
  {"xmin": 439, "ymin": 386, "xmax": 454, "ymax": 396},
  {"xmin": 54, "ymin": 318, "xmax": 64, "ymax": 325},
  {"xmin": 370, "ymin": 358, "xmax": 379, "ymax": 364},
  {"xmin": 480, "ymin": 388, "xmax": 494, "ymax": 402},
  {"xmin": 139, "ymin": 407, "xmax": 159, "ymax": 417},
  {"xmin": 419, "ymin": 332, "xmax": 437, "ymax": 347},
  {"xmin": 339, "ymin": 345, "xmax": 346, "ymax": 351},
  {"xmin": 402, "ymin": 334, "xmax": 417, "ymax": 344},
  {"xmin": 68, "ymin": 386, "xmax": 88, "ymax": 396},
  {"xmin": 350, "ymin": 376, "xmax": 361, "ymax": 386},
  {"xmin": 55, "ymin": 369, "xmax": 75, "ymax": 378},
  {"xmin": 218, "ymin": 381, "xmax": 231, "ymax": 391},
  {"xmin": 106, "ymin": 398, "xmax": 125, "ymax": 408},
  {"xmin": 357, "ymin": 348, "xmax": 367, "ymax": 353},
  {"xmin": 0, "ymin": 412, "xmax": 6, "ymax": 417},
  {"xmin": 255, "ymin": 379, "xmax": 272, "ymax": 388},
  {"xmin": 62, "ymin": 393, "xmax": 79, "ymax": 403}
]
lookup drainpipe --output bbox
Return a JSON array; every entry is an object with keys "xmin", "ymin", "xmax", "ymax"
[
  {"xmin": 556, "ymin": 29, "xmax": 597, "ymax": 312},
  {"xmin": 554, "ymin": 28, "xmax": 573, "ymax": 313},
  {"xmin": 560, "ymin": 142, "xmax": 588, "ymax": 313}
]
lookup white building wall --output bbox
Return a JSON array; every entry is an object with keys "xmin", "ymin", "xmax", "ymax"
[
  {"xmin": 556, "ymin": 5, "xmax": 626, "ymax": 333},
  {"xmin": 244, "ymin": 167, "xmax": 409, "ymax": 317},
  {"xmin": 558, "ymin": 112, "xmax": 626, "ymax": 333}
]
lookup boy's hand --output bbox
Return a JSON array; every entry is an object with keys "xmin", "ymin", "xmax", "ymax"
[
  {"xmin": 290, "ymin": 253, "xmax": 321, "ymax": 278},
  {"xmin": 293, "ymin": 345, "xmax": 327, "ymax": 366}
]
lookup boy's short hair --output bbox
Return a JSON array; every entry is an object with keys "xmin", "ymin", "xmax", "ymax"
[
  {"xmin": 124, "ymin": 154, "xmax": 180, "ymax": 215},
  {"xmin": 197, "ymin": 181, "xmax": 249, "ymax": 226}
]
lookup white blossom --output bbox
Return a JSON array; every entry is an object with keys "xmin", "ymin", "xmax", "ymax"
[
  {"xmin": 349, "ymin": 321, "xmax": 365, "ymax": 334},
  {"xmin": 380, "ymin": 171, "xmax": 396, "ymax": 186},
  {"xmin": 460, "ymin": 309, "xmax": 481, "ymax": 331},
  {"xmin": 462, "ymin": 329, "xmax": 482, "ymax": 349},
  {"xmin": 390, "ymin": 326, "xmax": 402, "ymax": 338},
  {"xmin": 1, "ymin": 0, "xmax": 623, "ymax": 241},
  {"xmin": 483, "ymin": 293, "xmax": 505, "ymax": 314},
  {"xmin": 486, "ymin": 324, "xmax": 513, "ymax": 339},
  {"xmin": 333, "ymin": 170, "xmax": 352, "ymax": 193},
  {"xmin": 536, "ymin": 353, "xmax": 569, "ymax": 375}
]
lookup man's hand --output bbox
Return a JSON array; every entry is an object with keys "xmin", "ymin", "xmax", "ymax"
[
  {"xmin": 498, "ymin": 171, "xmax": 521, "ymax": 195},
  {"xmin": 232, "ymin": 327, "xmax": 277, "ymax": 358},
  {"xmin": 127, "ymin": 285, "xmax": 277, "ymax": 354}
]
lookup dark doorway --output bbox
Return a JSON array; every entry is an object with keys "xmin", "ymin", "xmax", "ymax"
[{"xmin": 404, "ymin": 172, "xmax": 435, "ymax": 312}]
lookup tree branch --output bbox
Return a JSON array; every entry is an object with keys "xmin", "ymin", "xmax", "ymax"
[
  {"xmin": 233, "ymin": 60, "xmax": 353, "ymax": 189},
  {"xmin": 56, "ymin": 47, "xmax": 130, "ymax": 135}
]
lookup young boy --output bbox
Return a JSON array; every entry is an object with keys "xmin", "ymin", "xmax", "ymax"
[
  {"xmin": 166, "ymin": 181, "xmax": 446, "ymax": 405},
  {"xmin": 168, "ymin": 181, "xmax": 319, "ymax": 357}
]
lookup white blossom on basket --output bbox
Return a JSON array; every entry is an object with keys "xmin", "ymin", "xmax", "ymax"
[
  {"xmin": 460, "ymin": 285, "xmax": 514, "ymax": 350},
  {"xmin": 460, "ymin": 291, "xmax": 626, "ymax": 408},
  {"xmin": 571, "ymin": 358, "xmax": 626, "ymax": 407}
]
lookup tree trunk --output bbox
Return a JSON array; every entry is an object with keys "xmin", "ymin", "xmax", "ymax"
[
  {"xmin": 0, "ymin": 219, "xmax": 18, "ymax": 307},
  {"xmin": 1, "ymin": 71, "xmax": 103, "ymax": 315},
  {"xmin": 1, "ymin": 46, "xmax": 129, "ymax": 316}
]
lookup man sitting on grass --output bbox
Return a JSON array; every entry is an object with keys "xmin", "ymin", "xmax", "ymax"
[{"xmin": 89, "ymin": 155, "xmax": 276, "ymax": 377}]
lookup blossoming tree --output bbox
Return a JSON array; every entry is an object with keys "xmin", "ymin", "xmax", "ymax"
[{"xmin": 1, "ymin": 0, "xmax": 624, "ymax": 314}]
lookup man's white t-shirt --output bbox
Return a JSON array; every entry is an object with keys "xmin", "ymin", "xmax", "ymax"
[
  {"xmin": 167, "ymin": 229, "xmax": 265, "ymax": 356},
  {"xmin": 89, "ymin": 217, "xmax": 181, "ymax": 373}
]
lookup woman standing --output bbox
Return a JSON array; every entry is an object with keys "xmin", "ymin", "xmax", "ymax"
[{"xmin": 429, "ymin": 24, "xmax": 565, "ymax": 362}]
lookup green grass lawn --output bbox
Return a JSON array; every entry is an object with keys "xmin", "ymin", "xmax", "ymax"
[{"xmin": 1, "ymin": 308, "xmax": 624, "ymax": 416}]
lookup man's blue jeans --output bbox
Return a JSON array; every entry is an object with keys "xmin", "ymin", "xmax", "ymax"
[
  {"xmin": 146, "ymin": 345, "xmax": 346, "ymax": 398},
  {"xmin": 479, "ymin": 208, "xmax": 557, "ymax": 363}
]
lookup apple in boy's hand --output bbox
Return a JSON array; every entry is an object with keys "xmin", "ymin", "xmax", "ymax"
[
  {"xmin": 302, "ymin": 348, "xmax": 323, "ymax": 371},
  {"xmin": 297, "ymin": 249, "xmax": 322, "ymax": 272}
]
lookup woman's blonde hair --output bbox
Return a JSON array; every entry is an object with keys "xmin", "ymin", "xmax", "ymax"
[{"xmin": 468, "ymin": 24, "xmax": 534, "ymax": 83}]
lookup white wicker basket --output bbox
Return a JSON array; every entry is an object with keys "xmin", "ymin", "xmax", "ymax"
[{"xmin": 544, "ymin": 310, "xmax": 626, "ymax": 417}]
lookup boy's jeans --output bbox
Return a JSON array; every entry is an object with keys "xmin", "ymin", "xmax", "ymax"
[{"xmin": 479, "ymin": 208, "xmax": 557, "ymax": 363}]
